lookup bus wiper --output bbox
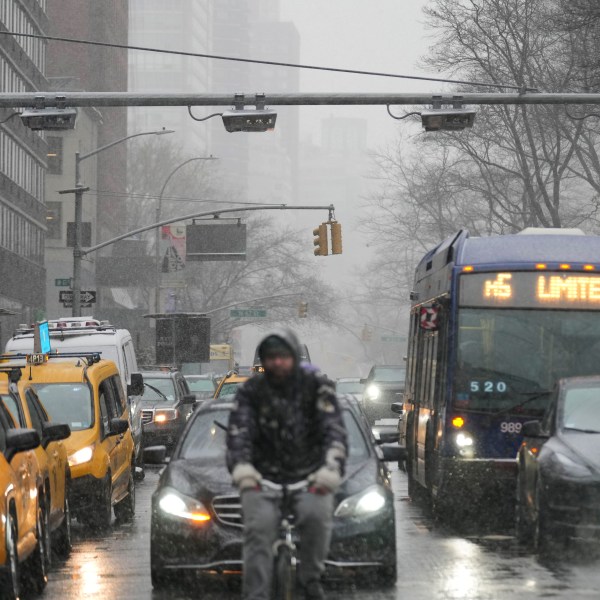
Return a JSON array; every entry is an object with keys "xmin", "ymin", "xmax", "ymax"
[
  {"xmin": 144, "ymin": 382, "xmax": 170, "ymax": 402},
  {"xmin": 492, "ymin": 390, "xmax": 552, "ymax": 417},
  {"xmin": 563, "ymin": 426, "xmax": 600, "ymax": 434}
]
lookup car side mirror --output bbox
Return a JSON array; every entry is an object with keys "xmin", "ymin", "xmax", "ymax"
[
  {"xmin": 522, "ymin": 420, "xmax": 548, "ymax": 438},
  {"xmin": 360, "ymin": 378, "xmax": 367, "ymax": 385},
  {"xmin": 41, "ymin": 422, "xmax": 70, "ymax": 448},
  {"xmin": 6, "ymin": 428, "xmax": 40, "ymax": 462},
  {"xmin": 144, "ymin": 445, "xmax": 167, "ymax": 465},
  {"xmin": 182, "ymin": 394, "xmax": 196, "ymax": 405},
  {"xmin": 380, "ymin": 444, "xmax": 406, "ymax": 462},
  {"xmin": 109, "ymin": 418, "xmax": 129, "ymax": 436},
  {"xmin": 391, "ymin": 402, "xmax": 404, "ymax": 416},
  {"xmin": 128, "ymin": 373, "xmax": 144, "ymax": 397}
]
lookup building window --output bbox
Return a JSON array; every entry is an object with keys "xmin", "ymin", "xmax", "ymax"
[
  {"xmin": 46, "ymin": 201, "xmax": 62, "ymax": 240},
  {"xmin": 47, "ymin": 137, "xmax": 63, "ymax": 174}
]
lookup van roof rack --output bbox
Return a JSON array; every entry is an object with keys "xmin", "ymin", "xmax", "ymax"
[
  {"xmin": 0, "ymin": 351, "xmax": 103, "ymax": 365},
  {"xmin": 13, "ymin": 320, "xmax": 117, "ymax": 336}
]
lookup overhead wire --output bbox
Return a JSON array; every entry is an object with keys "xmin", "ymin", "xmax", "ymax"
[{"xmin": 0, "ymin": 30, "xmax": 537, "ymax": 92}]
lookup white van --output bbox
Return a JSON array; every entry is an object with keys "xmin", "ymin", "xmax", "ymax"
[{"xmin": 5, "ymin": 317, "xmax": 145, "ymax": 474}]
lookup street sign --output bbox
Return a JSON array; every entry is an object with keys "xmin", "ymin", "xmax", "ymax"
[
  {"xmin": 59, "ymin": 290, "xmax": 97, "ymax": 305},
  {"xmin": 230, "ymin": 308, "xmax": 267, "ymax": 318},
  {"xmin": 55, "ymin": 278, "xmax": 71, "ymax": 287},
  {"xmin": 381, "ymin": 335, "xmax": 407, "ymax": 343}
]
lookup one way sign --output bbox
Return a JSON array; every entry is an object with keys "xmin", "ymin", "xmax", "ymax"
[{"xmin": 59, "ymin": 290, "xmax": 97, "ymax": 307}]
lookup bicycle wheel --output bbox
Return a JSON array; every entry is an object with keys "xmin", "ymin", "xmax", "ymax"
[{"xmin": 273, "ymin": 545, "xmax": 295, "ymax": 600}]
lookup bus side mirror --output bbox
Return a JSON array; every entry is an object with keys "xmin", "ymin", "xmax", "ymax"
[{"xmin": 522, "ymin": 420, "xmax": 548, "ymax": 438}]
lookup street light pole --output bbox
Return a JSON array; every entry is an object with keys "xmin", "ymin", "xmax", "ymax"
[
  {"xmin": 66, "ymin": 128, "xmax": 174, "ymax": 317},
  {"xmin": 154, "ymin": 156, "xmax": 217, "ymax": 313}
]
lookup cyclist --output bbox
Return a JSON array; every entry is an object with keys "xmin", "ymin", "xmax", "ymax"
[{"xmin": 227, "ymin": 330, "xmax": 347, "ymax": 600}]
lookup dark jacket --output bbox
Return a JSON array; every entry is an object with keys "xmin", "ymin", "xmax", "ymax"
[{"xmin": 226, "ymin": 330, "xmax": 347, "ymax": 484}]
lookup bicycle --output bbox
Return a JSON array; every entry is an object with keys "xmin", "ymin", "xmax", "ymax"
[{"xmin": 260, "ymin": 478, "xmax": 310, "ymax": 600}]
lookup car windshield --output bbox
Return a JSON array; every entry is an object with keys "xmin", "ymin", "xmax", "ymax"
[
  {"xmin": 180, "ymin": 409, "xmax": 369, "ymax": 462},
  {"xmin": 454, "ymin": 308, "xmax": 600, "ymax": 414},
  {"xmin": 143, "ymin": 378, "xmax": 177, "ymax": 402},
  {"xmin": 562, "ymin": 385, "xmax": 600, "ymax": 433},
  {"xmin": 217, "ymin": 382, "xmax": 241, "ymax": 398},
  {"xmin": 34, "ymin": 383, "xmax": 93, "ymax": 431},
  {"xmin": 186, "ymin": 378, "xmax": 215, "ymax": 393},
  {"xmin": 373, "ymin": 367, "xmax": 405, "ymax": 382},
  {"xmin": 337, "ymin": 381, "xmax": 364, "ymax": 394}
]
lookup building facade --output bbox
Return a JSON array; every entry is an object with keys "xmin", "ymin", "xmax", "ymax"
[{"xmin": 0, "ymin": 0, "xmax": 49, "ymax": 346}]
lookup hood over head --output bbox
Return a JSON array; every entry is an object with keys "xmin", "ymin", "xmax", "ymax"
[{"xmin": 257, "ymin": 328, "xmax": 303, "ymax": 365}]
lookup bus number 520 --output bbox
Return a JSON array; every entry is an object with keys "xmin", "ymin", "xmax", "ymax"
[{"xmin": 470, "ymin": 381, "xmax": 507, "ymax": 393}]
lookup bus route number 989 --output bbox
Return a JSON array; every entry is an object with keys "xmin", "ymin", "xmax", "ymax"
[
  {"xmin": 500, "ymin": 421, "xmax": 522, "ymax": 434},
  {"xmin": 470, "ymin": 381, "xmax": 507, "ymax": 393}
]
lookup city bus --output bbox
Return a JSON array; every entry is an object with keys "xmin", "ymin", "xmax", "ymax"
[{"xmin": 399, "ymin": 228, "xmax": 600, "ymax": 517}]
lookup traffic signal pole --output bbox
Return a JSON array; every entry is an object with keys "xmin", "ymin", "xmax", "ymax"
[{"xmin": 1, "ymin": 92, "xmax": 600, "ymax": 108}]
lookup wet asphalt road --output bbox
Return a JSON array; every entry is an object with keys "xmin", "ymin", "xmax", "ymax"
[{"xmin": 40, "ymin": 466, "xmax": 600, "ymax": 600}]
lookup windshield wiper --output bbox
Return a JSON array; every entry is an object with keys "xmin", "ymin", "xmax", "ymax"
[
  {"xmin": 564, "ymin": 426, "xmax": 600, "ymax": 434},
  {"xmin": 144, "ymin": 382, "xmax": 170, "ymax": 402},
  {"xmin": 492, "ymin": 390, "xmax": 552, "ymax": 417}
]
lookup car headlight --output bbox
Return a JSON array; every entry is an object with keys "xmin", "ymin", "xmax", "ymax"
[
  {"xmin": 154, "ymin": 409, "xmax": 179, "ymax": 424},
  {"xmin": 365, "ymin": 385, "xmax": 381, "ymax": 401},
  {"xmin": 158, "ymin": 488, "xmax": 211, "ymax": 523},
  {"xmin": 550, "ymin": 452, "xmax": 594, "ymax": 479},
  {"xmin": 68, "ymin": 445, "xmax": 94, "ymax": 467},
  {"xmin": 334, "ymin": 485, "xmax": 387, "ymax": 518}
]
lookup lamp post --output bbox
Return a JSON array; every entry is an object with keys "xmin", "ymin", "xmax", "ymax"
[
  {"xmin": 67, "ymin": 128, "xmax": 174, "ymax": 317},
  {"xmin": 154, "ymin": 156, "xmax": 217, "ymax": 313}
]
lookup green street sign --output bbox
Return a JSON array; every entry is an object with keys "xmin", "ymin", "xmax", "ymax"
[
  {"xmin": 230, "ymin": 308, "xmax": 267, "ymax": 318},
  {"xmin": 381, "ymin": 335, "xmax": 407, "ymax": 343},
  {"xmin": 55, "ymin": 278, "xmax": 71, "ymax": 287}
]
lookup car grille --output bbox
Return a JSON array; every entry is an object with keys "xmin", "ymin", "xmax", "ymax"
[
  {"xmin": 141, "ymin": 409, "xmax": 154, "ymax": 425},
  {"xmin": 212, "ymin": 494, "xmax": 243, "ymax": 528}
]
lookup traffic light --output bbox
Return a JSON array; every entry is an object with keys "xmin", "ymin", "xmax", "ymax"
[
  {"xmin": 298, "ymin": 301, "xmax": 308, "ymax": 318},
  {"xmin": 313, "ymin": 224, "xmax": 328, "ymax": 256},
  {"xmin": 330, "ymin": 221, "xmax": 342, "ymax": 255}
]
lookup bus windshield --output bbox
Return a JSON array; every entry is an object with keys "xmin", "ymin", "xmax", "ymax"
[{"xmin": 454, "ymin": 308, "xmax": 600, "ymax": 414}]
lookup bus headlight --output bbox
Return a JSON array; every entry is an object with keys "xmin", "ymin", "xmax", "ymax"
[
  {"xmin": 365, "ymin": 385, "xmax": 381, "ymax": 401},
  {"xmin": 456, "ymin": 433, "xmax": 474, "ymax": 448}
]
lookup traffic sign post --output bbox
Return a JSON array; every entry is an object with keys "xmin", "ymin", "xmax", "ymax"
[
  {"xmin": 59, "ymin": 290, "xmax": 96, "ymax": 308},
  {"xmin": 230, "ymin": 308, "xmax": 267, "ymax": 318}
]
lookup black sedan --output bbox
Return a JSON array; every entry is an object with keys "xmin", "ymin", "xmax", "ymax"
[
  {"xmin": 146, "ymin": 395, "xmax": 400, "ymax": 589},
  {"xmin": 516, "ymin": 376, "xmax": 600, "ymax": 552}
]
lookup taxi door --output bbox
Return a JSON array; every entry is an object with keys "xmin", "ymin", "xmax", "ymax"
[
  {"xmin": 98, "ymin": 380, "xmax": 120, "ymax": 499},
  {"xmin": 0, "ymin": 405, "xmax": 37, "ymax": 553},
  {"xmin": 109, "ymin": 375, "xmax": 133, "ymax": 497}
]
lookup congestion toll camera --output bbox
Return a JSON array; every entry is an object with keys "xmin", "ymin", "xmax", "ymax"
[
  {"xmin": 420, "ymin": 108, "xmax": 476, "ymax": 132},
  {"xmin": 20, "ymin": 107, "xmax": 78, "ymax": 131},
  {"xmin": 221, "ymin": 108, "xmax": 277, "ymax": 133}
]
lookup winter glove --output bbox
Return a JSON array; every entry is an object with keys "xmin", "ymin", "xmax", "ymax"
[
  {"xmin": 309, "ymin": 464, "xmax": 342, "ymax": 493},
  {"xmin": 309, "ymin": 446, "xmax": 346, "ymax": 493},
  {"xmin": 232, "ymin": 463, "xmax": 262, "ymax": 491}
]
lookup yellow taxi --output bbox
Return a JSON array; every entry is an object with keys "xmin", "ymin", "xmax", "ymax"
[
  {"xmin": 213, "ymin": 372, "xmax": 249, "ymax": 400},
  {"xmin": 0, "ymin": 398, "xmax": 47, "ymax": 597},
  {"xmin": 19, "ymin": 354, "xmax": 136, "ymax": 530},
  {"xmin": 0, "ymin": 369, "xmax": 71, "ymax": 563}
]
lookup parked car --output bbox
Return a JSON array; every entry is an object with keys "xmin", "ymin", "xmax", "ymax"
[
  {"xmin": 336, "ymin": 377, "xmax": 365, "ymax": 403},
  {"xmin": 0, "ymin": 369, "xmax": 71, "ymax": 562},
  {"xmin": 361, "ymin": 365, "xmax": 406, "ymax": 423},
  {"xmin": 516, "ymin": 376, "xmax": 600, "ymax": 552},
  {"xmin": 146, "ymin": 394, "xmax": 400, "ymax": 589},
  {"xmin": 183, "ymin": 374, "xmax": 217, "ymax": 402},
  {"xmin": 0, "ymin": 399, "xmax": 46, "ymax": 597},
  {"xmin": 140, "ymin": 370, "xmax": 196, "ymax": 451}
]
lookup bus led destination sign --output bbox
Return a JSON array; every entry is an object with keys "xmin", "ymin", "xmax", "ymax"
[{"xmin": 461, "ymin": 271, "xmax": 600, "ymax": 309}]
